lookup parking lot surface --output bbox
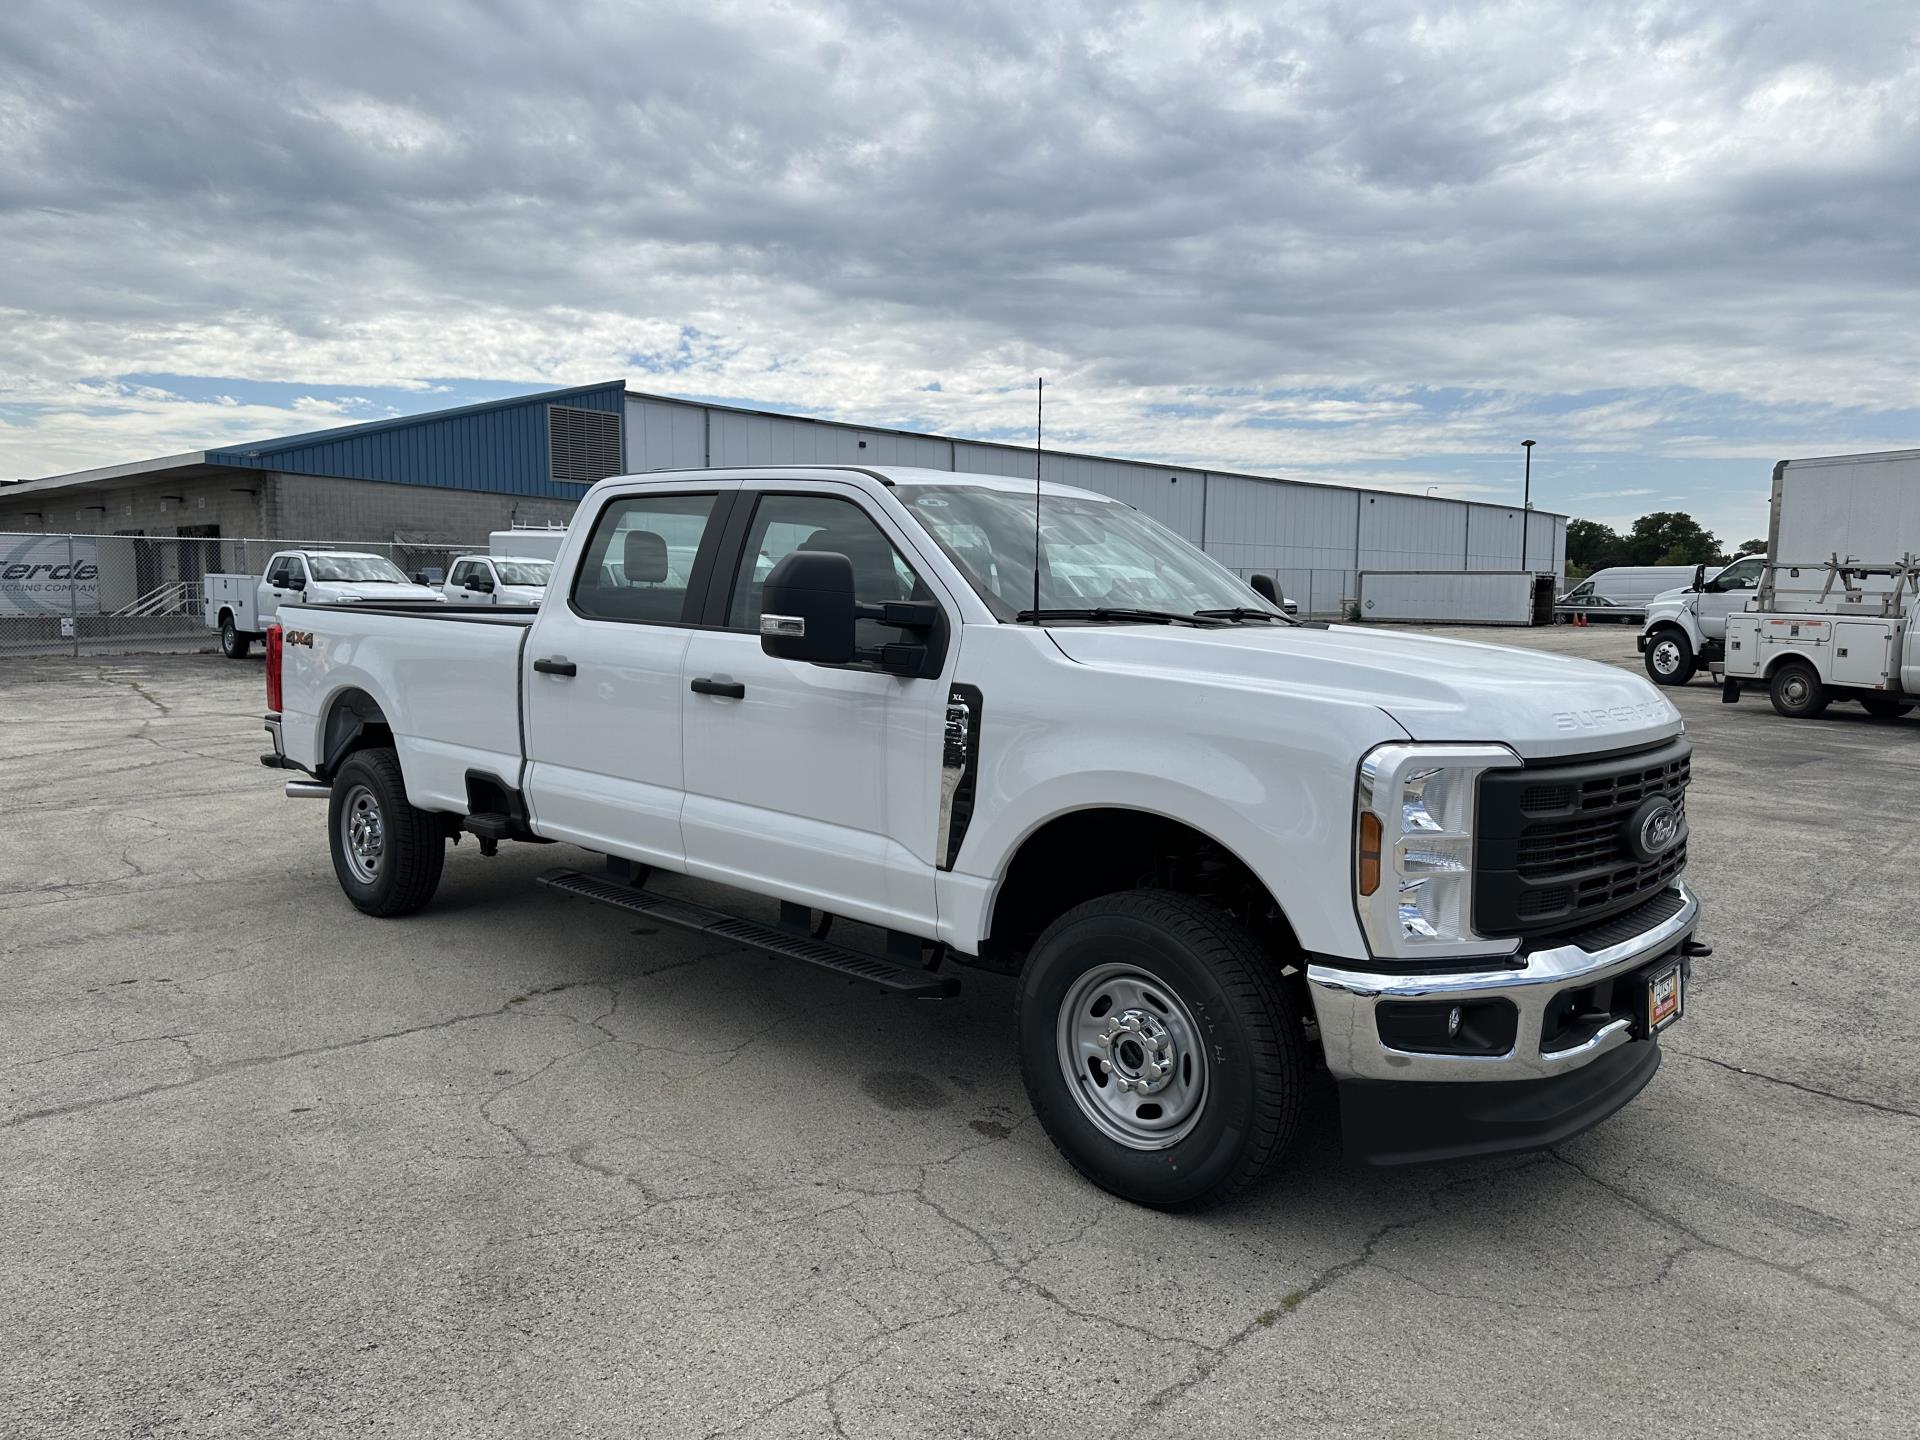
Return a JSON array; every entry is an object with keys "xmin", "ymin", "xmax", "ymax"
[{"xmin": 4, "ymin": 631, "xmax": 1917, "ymax": 1438}]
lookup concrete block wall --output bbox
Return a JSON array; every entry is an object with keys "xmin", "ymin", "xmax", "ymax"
[
  {"xmin": 0, "ymin": 475, "xmax": 266, "ymax": 541},
  {"xmin": 262, "ymin": 472, "xmax": 579, "ymax": 547}
]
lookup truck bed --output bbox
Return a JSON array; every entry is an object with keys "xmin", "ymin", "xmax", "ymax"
[{"xmin": 277, "ymin": 601, "xmax": 535, "ymax": 812}]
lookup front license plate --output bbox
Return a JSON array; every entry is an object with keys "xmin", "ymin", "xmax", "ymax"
[{"xmin": 1645, "ymin": 963, "xmax": 1683, "ymax": 1034}]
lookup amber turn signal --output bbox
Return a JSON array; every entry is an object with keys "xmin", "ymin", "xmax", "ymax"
[{"xmin": 1357, "ymin": 811, "xmax": 1382, "ymax": 896}]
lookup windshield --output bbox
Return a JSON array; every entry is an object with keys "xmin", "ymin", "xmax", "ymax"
[
  {"xmin": 896, "ymin": 484, "xmax": 1282, "ymax": 621},
  {"xmin": 494, "ymin": 561, "xmax": 552, "ymax": 586},
  {"xmin": 307, "ymin": 554, "xmax": 411, "ymax": 584}
]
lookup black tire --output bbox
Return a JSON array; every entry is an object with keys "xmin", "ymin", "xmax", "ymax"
[
  {"xmin": 327, "ymin": 747, "xmax": 445, "ymax": 916},
  {"xmin": 1860, "ymin": 695, "xmax": 1915, "ymax": 720},
  {"xmin": 220, "ymin": 614, "xmax": 250, "ymax": 659},
  {"xmin": 1768, "ymin": 659, "xmax": 1830, "ymax": 719},
  {"xmin": 1016, "ymin": 890, "xmax": 1306, "ymax": 1211},
  {"xmin": 1643, "ymin": 628, "xmax": 1695, "ymax": 686}
]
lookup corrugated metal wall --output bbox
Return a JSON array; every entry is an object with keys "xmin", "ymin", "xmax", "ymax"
[
  {"xmin": 621, "ymin": 391, "xmax": 1566, "ymax": 616},
  {"xmin": 208, "ymin": 382, "xmax": 626, "ymax": 500}
]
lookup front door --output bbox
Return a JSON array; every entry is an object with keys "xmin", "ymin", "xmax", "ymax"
[
  {"xmin": 523, "ymin": 486, "xmax": 734, "ymax": 868},
  {"xmin": 1697, "ymin": 556, "xmax": 1764, "ymax": 639},
  {"xmin": 679, "ymin": 485, "xmax": 955, "ymax": 933}
]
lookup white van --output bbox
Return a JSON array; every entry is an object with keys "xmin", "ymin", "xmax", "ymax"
[{"xmin": 1556, "ymin": 565, "xmax": 1703, "ymax": 622}]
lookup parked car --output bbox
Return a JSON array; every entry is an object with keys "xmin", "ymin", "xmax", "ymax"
[
  {"xmin": 204, "ymin": 549, "xmax": 443, "ymax": 658},
  {"xmin": 442, "ymin": 554, "xmax": 553, "ymax": 605},
  {"xmin": 261, "ymin": 465, "xmax": 1705, "ymax": 1209},
  {"xmin": 1555, "ymin": 565, "xmax": 1704, "ymax": 622}
]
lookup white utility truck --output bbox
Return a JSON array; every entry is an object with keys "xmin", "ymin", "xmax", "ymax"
[
  {"xmin": 205, "ymin": 549, "xmax": 443, "ymax": 658},
  {"xmin": 1709, "ymin": 449, "xmax": 1920, "ymax": 719},
  {"xmin": 1636, "ymin": 554, "xmax": 1765, "ymax": 685},
  {"xmin": 259, "ymin": 466, "xmax": 1707, "ymax": 1209},
  {"xmin": 441, "ymin": 554, "xmax": 553, "ymax": 605}
]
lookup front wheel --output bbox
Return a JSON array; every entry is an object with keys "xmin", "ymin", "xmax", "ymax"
[
  {"xmin": 327, "ymin": 747, "xmax": 446, "ymax": 916},
  {"xmin": 1016, "ymin": 890, "xmax": 1306, "ymax": 1210},
  {"xmin": 1860, "ymin": 695, "xmax": 1915, "ymax": 720},
  {"xmin": 1769, "ymin": 659, "xmax": 1830, "ymax": 719},
  {"xmin": 220, "ymin": 615, "xmax": 250, "ymax": 659},
  {"xmin": 1643, "ymin": 629, "xmax": 1695, "ymax": 685}
]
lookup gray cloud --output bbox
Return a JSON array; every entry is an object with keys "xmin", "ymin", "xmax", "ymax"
[{"xmin": 2, "ymin": 0, "xmax": 1917, "ymax": 542}]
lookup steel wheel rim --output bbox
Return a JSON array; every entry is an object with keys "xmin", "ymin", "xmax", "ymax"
[
  {"xmin": 1651, "ymin": 639, "xmax": 1680, "ymax": 674},
  {"xmin": 1056, "ymin": 961, "xmax": 1209, "ymax": 1151},
  {"xmin": 1782, "ymin": 674, "xmax": 1810, "ymax": 706},
  {"xmin": 339, "ymin": 783, "xmax": 385, "ymax": 884}
]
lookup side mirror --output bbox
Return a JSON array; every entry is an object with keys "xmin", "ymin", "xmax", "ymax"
[
  {"xmin": 1248, "ymin": 574, "xmax": 1279, "ymax": 604},
  {"xmin": 760, "ymin": 551, "xmax": 857, "ymax": 664},
  {"xmin": 470, "ymin": 576, "xmax": 495, "ymax": 593},
  {"xmin": 1692, "ymin": 564, "xmax": 1708, "ymax": 592}
]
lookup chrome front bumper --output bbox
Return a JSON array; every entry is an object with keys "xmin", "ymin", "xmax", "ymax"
[{"xmin": 1308, "ymin": 882, "xmax": 1698, "ymax": 1084}]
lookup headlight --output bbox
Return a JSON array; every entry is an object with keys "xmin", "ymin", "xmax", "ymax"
[{"xmin": 1354, "ymin": 742, "xmax": 1522, "ymax": 962}]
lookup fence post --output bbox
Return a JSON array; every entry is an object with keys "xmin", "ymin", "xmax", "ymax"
[{"xmin": 66, "ymin": 533, "xmax": 79, "ymax": 658}]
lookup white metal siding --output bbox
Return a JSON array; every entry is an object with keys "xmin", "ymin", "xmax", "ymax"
[
  {"xmin": 1358, "ymin": 492, "xmax": 1467, "ymax": 571},
  {"xmin": 1359, "ymin": 571, "xmax": 1537, "ymax": 624},
  {"xmin": 1465, "ymin": 505, "xmax": 1528, "ymax": 570},
  {"xmin": 624, "ymin": 396, "xmax": 706, "ymax": 471}
]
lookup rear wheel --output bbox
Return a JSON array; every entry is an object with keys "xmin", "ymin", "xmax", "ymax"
[
  {"xmin": 1768, "ymin": 659, "xmax": 1830, "ymax": 719},
  {"xmin": 1643, "ymin": 629, "xmax": 1694, "ymax": 686},
  {"xmin": 1016, "ymin": 890, "xmax": 1306, "ymax": 1211},
  {"xmin": 220, "ymin": 614, "xmax": 250, "ymax": 659},
  {"xmin": 1860, "ymin": 695, "xmax": 1915, "ymax": 720},
  {"xmin": 327, "ymin": 747, "xmax": 445, "ymax": 916}
]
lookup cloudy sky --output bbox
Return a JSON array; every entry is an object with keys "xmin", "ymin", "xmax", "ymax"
[{"xmin": 4, "ymin": 0, "xmax": 1917, "ymax": 543}]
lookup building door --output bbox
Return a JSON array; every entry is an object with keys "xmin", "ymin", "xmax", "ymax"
[{"xmin": 173, "ymin": 524, "xmax": 221, "ymax": 588}]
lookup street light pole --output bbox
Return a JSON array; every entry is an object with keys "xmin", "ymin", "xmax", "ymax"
[{"xmin": 1521, "ymin": 440, "xmax": 1536, "ymax": 511}]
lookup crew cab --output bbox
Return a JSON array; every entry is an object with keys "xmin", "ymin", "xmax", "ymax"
[
  {"xmin": 261, "ymin": 466, "xmax": 1707, "ymax": 1208},
  {"xmin": 206, "ymin": 549, "xmax": 443, "ymax": 658},
  {"xmin": 442, "ymin": 554, "xmax": 553, "ymax": 605}
]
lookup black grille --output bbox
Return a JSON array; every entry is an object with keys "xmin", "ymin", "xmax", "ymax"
[{"xmin": 1475, "ymin": 739, "xmax": 1690, "ymax": 937}]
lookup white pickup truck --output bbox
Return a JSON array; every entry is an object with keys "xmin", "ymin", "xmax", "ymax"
[
  {"xmin": 261, "ymin": 465, "xmax": 1707, "ymax": 1208},
  {"xmin": 206, "ymin": 549, "xmax": 443, "ymax": 658},
  {"xmin": 441, "ymin": 554, "xmax": 553, "ymax": 605}
]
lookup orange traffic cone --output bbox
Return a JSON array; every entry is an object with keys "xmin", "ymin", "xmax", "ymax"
[{"xmin": 1574, "ymin": 611, "xmax": 1588, "ymax": 628}]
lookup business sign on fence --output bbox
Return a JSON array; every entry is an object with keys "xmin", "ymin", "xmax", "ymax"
[{"xmin": 0, "ymin": 535, "xmax": 100, "ymax": 617}]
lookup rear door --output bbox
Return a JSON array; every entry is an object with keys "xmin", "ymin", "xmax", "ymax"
[
  {"xmin": 522, "ymin": 484, "xmax": 737, "ymax": 868},
  {"xmin": 678, "ymin": 482, "xmax": 956, "ymax": 933}
]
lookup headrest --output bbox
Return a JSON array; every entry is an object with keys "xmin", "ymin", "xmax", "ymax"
[{"xmin": 623, "ymin": 529, "xmax": 668, "ymax": 583}]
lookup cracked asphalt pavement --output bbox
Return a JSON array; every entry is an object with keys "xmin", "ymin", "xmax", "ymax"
[{"xmin": 4, "ymin": 637, "xmax": 1918, "ymax": 1438}]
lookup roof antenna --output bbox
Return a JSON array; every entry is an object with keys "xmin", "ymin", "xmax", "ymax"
[{"xmin": 1032, "ymin": 375, "xmax": 1043, "ymax": 613}]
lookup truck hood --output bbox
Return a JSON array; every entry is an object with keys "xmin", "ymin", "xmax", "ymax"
[
  {"xmin": 1046, "ymin": 623, "xmax": 1682, "ymax": 760},
  {"xmin": 497, "ymin": 584, "xmax": 546, "ymax": 604},
  {"xmin": 313, "ymin": 581, "xmax": 445, "ymax": 603}
]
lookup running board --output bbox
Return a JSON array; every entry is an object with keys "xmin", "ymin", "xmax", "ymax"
[{"xmin": 536, "ymin": 868, "xmax": 960, "ymax": 998}]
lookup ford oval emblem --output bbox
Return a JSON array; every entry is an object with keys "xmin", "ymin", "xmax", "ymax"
[{"xmin": 1626, "ymin": 797, "xmax": 1682, "ymax": 861}]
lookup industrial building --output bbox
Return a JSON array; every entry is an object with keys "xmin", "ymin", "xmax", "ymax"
[{"xmin": 0, "ymin": 380, "xmax": 1565, "ymax": 619}]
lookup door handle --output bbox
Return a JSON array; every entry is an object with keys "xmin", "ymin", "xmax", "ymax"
[
  {"xmin": 690, "ymin": 677, "xmax": 745, "ymax": 699},
  {"xmin": 533, "ymin": 657, "xmax": 577, "ymax": 677}
]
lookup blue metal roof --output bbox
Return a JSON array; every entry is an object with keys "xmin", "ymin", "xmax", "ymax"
[{"xmin": 204, "ymin": 380, "xmax": 625, "ymax": 499}]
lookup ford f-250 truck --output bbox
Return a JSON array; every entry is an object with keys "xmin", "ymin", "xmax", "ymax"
[
  {"xmin": 261, "ymin": 465, "xmax": 1707, "ymax": 1209},
  {"xmin": 206, "ymin": 549, "xmax": 444, "ymax": 658}
]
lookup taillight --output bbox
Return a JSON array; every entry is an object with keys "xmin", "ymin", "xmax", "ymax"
[{"xmin": 266, "ymin": 624, "xmax": 283, "ymax": 712}]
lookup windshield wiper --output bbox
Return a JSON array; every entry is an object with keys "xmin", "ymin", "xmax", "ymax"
[
  {"xmin": 1015, "ymin": 607, "xmax": 1226, "ymax": 627},
  {"xmin": 1191, "ymin": 607, "xmax": 1295, "ymax": 625}
]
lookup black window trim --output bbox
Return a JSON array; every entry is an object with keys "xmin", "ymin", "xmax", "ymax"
[{"xmin": 564, "ymin": 487, "xmax": 740, "ymax": 631}]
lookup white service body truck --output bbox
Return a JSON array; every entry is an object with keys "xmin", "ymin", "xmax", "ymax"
[
  {"xmin": 206, "ymin": 549, "xmax": 443, "ymax": 658},
  {"xmin": 441, "ymin": 554, "xmax": 553, "ymax": 605},
  {"xmin": 1703, "ymin": 449, "xmax": 1920, "ymax": 721},
  {"xmin": 261, "ymin": 466, "xmax": 1707, "ymax": 1209},
  {"xmin": 1636, "ymin": 554, "xmax": 1765, "ymax": 685}
]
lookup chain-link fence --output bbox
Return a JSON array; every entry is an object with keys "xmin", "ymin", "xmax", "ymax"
[{"xmin": 1, "ymin": 533, "xmax": 485, "ymax": 658}]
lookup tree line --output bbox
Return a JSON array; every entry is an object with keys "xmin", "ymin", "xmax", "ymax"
[{"xmin": 1566, "ymin": 512, "xmax": 1766, "ymax": 575}]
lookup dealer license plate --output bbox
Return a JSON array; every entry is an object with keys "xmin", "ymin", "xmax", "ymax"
[{"xmin": 1645, "ymin": 962, "xmax": 1684, "ymax": 1034}]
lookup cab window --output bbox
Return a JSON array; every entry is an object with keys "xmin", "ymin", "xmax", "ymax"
[
  {"xmin": 1709, "ymin": 558, "xmax": 1762, "ymax": 592},
  {"xmin": 726, "ymin": 493, "xmax": 924, "ymax": 651},
  {"xmin": 571, "ymin": 492, "xmax": 719, "ymax": 624}
]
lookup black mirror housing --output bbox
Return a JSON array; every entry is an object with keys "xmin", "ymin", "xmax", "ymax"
[
  {"xmin": 760, "ymin": 551, "xmax": 857, "ymax": 664},
  {"xmin": 1692, "ymin": 564, "xmax": 1708, "ymax": 592},
  {"xmin": 1249, "ymin": 574, "xmax": 1279, "ymax": 604}
]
